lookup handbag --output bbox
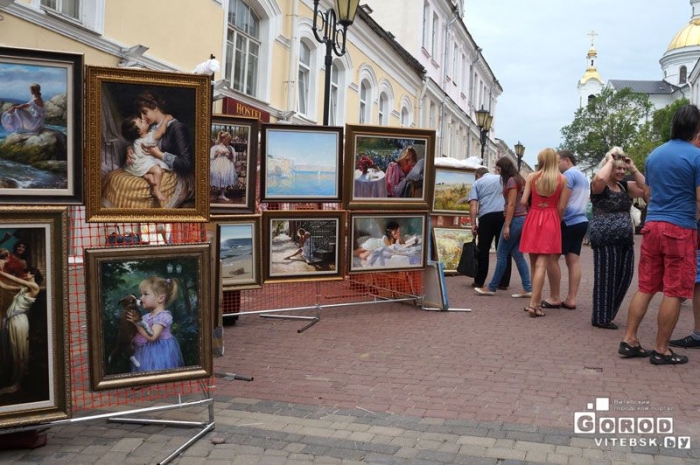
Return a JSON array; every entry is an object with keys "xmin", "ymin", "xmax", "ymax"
[{"xmin": 456, "ymin": 237, "xmax": 478, "ymax": 277}]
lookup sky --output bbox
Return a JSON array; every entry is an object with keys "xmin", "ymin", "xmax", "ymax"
[
  {"xmin": 0, "ymin": 63, "xmax": 67, "ymax": 101},
  {"xmin": 464, "ymin": 0, "xmax": 691, "ymax": 167}
]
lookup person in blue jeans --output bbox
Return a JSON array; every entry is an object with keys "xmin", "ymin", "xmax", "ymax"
[{"xmin": 475, "ymin": 157, "xmax": 532, "ymax": 298}]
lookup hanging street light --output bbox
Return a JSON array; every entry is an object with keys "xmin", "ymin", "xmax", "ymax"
[
  {"xmin": 312, "ymin": 0, "xmax": 360, "ymax": 125},
  {"xmin": 514, "ymin": 141, "xmax": 525, "ymax": 172}
]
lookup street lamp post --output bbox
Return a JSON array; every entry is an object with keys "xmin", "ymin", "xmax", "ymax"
[
  {"xmin": 475, "ymin": 105, "xmax": 493, "ymax": 160},
  {"xmin": 514, "ymin": 141, "xmax": 525, "ymax": 172},
  {"xmin": 312, "ymin": 0, "xmax": 360, "ymax": 126}
]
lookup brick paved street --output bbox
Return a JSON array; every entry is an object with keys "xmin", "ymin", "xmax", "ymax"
[{"xmin": 2, "ymin": 240, "xmax": 700, "ymax": 464}]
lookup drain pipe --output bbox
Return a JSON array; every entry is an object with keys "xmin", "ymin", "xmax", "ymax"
[{"xmin": 285, "ymin": 0, "xmax": 299, "ymax": 116}]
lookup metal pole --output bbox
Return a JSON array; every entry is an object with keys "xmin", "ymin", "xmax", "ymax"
[
  {"xmin": 323, "ymin": 40, "xmax": 333, "ymax": 126},
  {"xmin": 480, "ymin": 129, "xmax": 487, "ymax": 159},
  {"xmin": 517, "ymin": 156, "xmax": 522, "ymax": 171}
]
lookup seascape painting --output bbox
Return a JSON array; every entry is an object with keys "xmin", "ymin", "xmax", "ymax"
[
  {"xmin": 260, "ymin": 125, "xmax": 343, "ymax": 202},
  {"xmin": 0, "ymin": 47, "xmax": 83, "ymax": 204},
  {"xmin": 215, "ymin": 215, "xmax": 261, "ymax": 290}
]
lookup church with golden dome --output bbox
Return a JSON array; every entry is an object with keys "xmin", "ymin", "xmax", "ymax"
[{"xmin": 579, "ymin": 0, "xmax": 700, "ymax": 110}]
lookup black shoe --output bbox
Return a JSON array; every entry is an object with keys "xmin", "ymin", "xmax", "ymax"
[
  {"xmin": 593, "ymin": 322, "xmax": 618, "ymax": 330},
  {"xmin": 497, "ymin": 285, "xmax": 509, "ymax": 291},
  {"xmin": 650, "ymin": 350, "xmax": 688, "ymax": 365},
  {"xmin": 669, "ymin": 335, "xmax": 700, "ymax": 348}
]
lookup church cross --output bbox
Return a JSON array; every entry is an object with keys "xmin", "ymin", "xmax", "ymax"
[{"xmin": 588, "ymin": 29, "xmax": 598, "ymax": 47}]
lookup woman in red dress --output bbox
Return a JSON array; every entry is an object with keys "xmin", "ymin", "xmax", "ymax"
[{"xmin": 520, "ymin": 148, "xmax": 570, "ymax": 317}]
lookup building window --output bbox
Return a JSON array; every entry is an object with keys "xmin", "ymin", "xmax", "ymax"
[
  {"xmin": 680, "ymin": 66, "xmax": 688, "ymax": 84},
  {"xmin": 422, "ymin": 1, "xmax": 430, "ymax": 51},
  {"xmin": 378, "ymin": 93, "xmax": 389, "ymax": 125},
  {"xmin": 41, "ymin": 0, "xmax": 80, "ymax": 20},
  {"xmin": 431, "ymin": 13, "xmax": 439, "ymax": 57},
  {"xmin": 401, "ymin": 107, "xmax": 409, "ymax": 127},
  {"xmin": 452, "ymin": 44, "xmax": 459, "ymax": 81},
  {"xmin": 329, "ymin": 63, "xmax": 339, "ymax": 125},
  {"xmin": 225, "ymin": 0, "xmax": 261, "ymax": 97},
  {"xmin": 429, "ymin": 101, "xmax": 436, "ymax": 129},
  {"xmin": 297, "ymin": 42, "xmax": 311, "ymax": 116},
  {"xmin": 359, "ymin": 80, "xmax": 370, "ymax": 124}
]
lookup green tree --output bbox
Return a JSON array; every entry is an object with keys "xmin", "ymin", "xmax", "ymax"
[
  {"xmin": 625, "ymin": 98, "xmax": 689, "ymax": 172},
  {"xmin": 559, "ymin": 87, "xmax": 653, "ymax": 169}
]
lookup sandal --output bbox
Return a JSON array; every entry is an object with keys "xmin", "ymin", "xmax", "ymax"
[
  {"xmin": 618, "ymin": 341, "xmax": 651, "ymax": 358},
  {"xmin": 650, "ymin": 350, "xmax": 689, "ymax": 365},
  {"xmin": 541, "ymin": 300, "xmax": 561, "ymax": 309},
  {"xmin": 527, "ymin": 306, "xmax": 545, "ymax": 318}
]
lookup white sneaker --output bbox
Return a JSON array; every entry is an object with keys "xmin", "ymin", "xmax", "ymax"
[
  {"xmin": 474, "ymin": 287, "xmax": 495, "ymax": 296},
  {"xmin": 511, "ymin": 292, "xmax": 532, "ymax": 298}
]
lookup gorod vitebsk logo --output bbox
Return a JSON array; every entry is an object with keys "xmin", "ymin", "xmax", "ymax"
[{"xmin": 574, "ymin": 397, "xmax": 690, "ymax": 449}]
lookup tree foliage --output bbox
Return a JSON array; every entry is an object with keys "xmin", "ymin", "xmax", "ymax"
[{"xmin": 559, "ymin": 87, "xmax": 654, "ymax": 169}]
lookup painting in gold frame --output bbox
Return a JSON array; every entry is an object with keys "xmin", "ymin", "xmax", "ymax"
[
  {"xmin": 263, "ymin": 210, "xmax": 345, "ymax": 283},
  {"xmin": 344, "ymin": 125, "xmax": 435, "ymax": 210},
  {"xmin": 85, "ymin": 244, "xmax": 212, "ymax": 391},
  {"xmin": 349, "ymin": 212, "xmax": 427, "ymax": 273},
  {"xmin": 209, "ymin": 116, "xmax": 259, "ymax": 213},
  {"xmin": 0, "ymin": 207, "xmax": 70, "ymax": 428},
  {"xmin": 85, "ymin": 66, "xmax": 211, "ymax": 222}
]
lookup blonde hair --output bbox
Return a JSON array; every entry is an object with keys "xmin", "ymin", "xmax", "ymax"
[
  {"xmin": 534, "ymin": 148, "xmax": 561, "ymax": 196},
  {"xmin": 215, "ymin": 130, "xmax": 231, "ymax": 144},
  {"xmin": 139, "ymin": 275, "xmax": 179, "ymax": 307}
]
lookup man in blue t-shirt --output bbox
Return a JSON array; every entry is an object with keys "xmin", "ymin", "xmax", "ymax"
[
  {"xmin": 620, "ymin": 104, "xmax": 700, "ymax": 366},
  {"xmin": 542, "ymin": 150, "xmax": 589, "ymax": 311},
  {"xmin": 462, "ymin": 167, "xmax": 510, "ymax": 290}
]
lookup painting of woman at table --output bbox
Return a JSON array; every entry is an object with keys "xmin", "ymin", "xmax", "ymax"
[{"xmin": 352, "ymin": 137, "xmax": 427, "ymax": 200}]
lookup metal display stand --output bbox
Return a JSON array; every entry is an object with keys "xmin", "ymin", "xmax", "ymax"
[
  {"xmin": 223, "ymin": 280, "xmax": 423, "ymax": 332},
  {"xmin": 0, "ymin": 380, "xmax": 215, "ymax": 465}
]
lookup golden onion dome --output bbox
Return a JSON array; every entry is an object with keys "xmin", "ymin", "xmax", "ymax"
[
  {"xmin": 667, "ymin": 18, "xmax": 700, "ymax": 51},
  {"xmin": 580, "ymin": 68, "xmax": 602, "ymax": 85}
]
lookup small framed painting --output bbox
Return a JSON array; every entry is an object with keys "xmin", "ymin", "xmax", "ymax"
[
  {"xmin": 263, "ymin": 210, "xmax": 345, "ymax": 283},
  {"xmin": 432, "ymin": 167, "xmax": 475, "ymax": 214},
  {"xmin": 349, "ymin": 212, "xmax": 427, "ymax": 273},
  {"xmin": 85, "ymin": 244, "xmax": 212, "ymax": 390},
  {"xmin": 432, "ymin": 227, "xmax": 473, "ymax": 274},
  {"xmin": 0, "ymin": 47, "xmax": 83, "ymax": 204},
  {"xmin": 212, "ymin": 215, "xmax": 262, "ymax": 291},
  {"xmin": 344, "ymin": 125, "xmax": 435, "ymax": 210},
  {"xmin": 0, "ymin": 207, "xmax": 70, "ymax": 427},
  {"xmin": 85, "ymin": 66, "xmax": 211, "ymax": 222},
  {"xmin": 209, "ymin": 115, "xmax": 259, "ymax": 213},
  {"xmin": 260, "ymin": 124, "xmax": 343, "ymax": 203}
]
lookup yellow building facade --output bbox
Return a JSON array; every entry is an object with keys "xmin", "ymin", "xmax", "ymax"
[{"xmin": 0, "ymin": 0, "xmax": 425, "ymax": 130}]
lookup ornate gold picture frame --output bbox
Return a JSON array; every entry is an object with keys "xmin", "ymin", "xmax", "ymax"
[{"xmin": 85, "ymin": 66, "xmax": 211, "ymax": 222}]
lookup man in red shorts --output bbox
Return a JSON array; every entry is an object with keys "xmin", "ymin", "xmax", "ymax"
[{"xmin": 619, "ymin": 104, "xmax": 700, "ymax": 365}]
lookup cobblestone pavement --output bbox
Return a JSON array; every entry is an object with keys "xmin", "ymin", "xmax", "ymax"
[{"xmin": 2, "ymin": 241, "xmax": 700, "ymax": 464}]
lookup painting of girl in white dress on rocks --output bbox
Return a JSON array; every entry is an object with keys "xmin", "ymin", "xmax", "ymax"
[{"xmin": 0, "ymin": 47, "xmax": 83, "ymax": 204}]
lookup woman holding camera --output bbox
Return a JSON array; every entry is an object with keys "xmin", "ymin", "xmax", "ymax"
[{"xmin": 589, "ymin": 147, "xmax": 646, "ymax": 329}]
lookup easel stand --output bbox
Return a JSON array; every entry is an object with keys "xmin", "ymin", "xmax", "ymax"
[{"xmin": 0, "ymin": 380, "xmax": 215, "ymax": 465}]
